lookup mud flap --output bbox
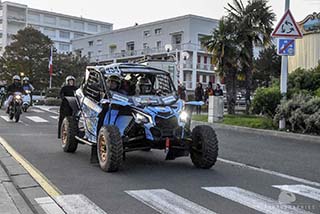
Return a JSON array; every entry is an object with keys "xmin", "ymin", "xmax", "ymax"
[{"xmin": 90, "ymin": 145, "xmax": 99, "ymax": 164}]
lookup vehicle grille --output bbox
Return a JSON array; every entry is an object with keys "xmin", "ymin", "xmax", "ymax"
[{"xmin": 155, "ymin": 116, "xmax": 178, "ymax": 129}]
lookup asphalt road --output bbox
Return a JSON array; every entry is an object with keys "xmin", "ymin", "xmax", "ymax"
[{"xmin": 0, "ymin": 106, "xmax": 320, "ymax": 214}]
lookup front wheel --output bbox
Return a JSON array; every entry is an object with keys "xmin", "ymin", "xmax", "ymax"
[
  {"xmin": 61, "ymin": 116, "xmax": 78, "ymax": 153},
  {"xmin": 14, "ymin": 105, "xmax": 21, "ymax": 123},
  {"xmin": 97, "ymin": 126, "xmax": 123, "ymax": 172},
  {"xmin": 190, "ymin": 125, "xmax": 218, "ymax": 169}
]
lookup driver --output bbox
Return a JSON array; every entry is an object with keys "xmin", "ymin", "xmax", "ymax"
[
  {"xmin": 5, "ymin": 75, "xmax": 25, "ymax": 113},
  {"xmin": 107, "ymin": 74, "xmax": 121, "ymax": 92},
  {"xmin": 137, "ymin": 77, "xmax": 152, "ymax": 95}
]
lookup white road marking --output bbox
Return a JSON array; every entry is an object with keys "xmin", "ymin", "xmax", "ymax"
[
  {"xmin": 218, "ymin": 158, "xmax": 320, "ymax": 187},
  {"xmin": 54, "ymin": 194, "xmax": 107, "ymax": 214},
  {"xmin": 203, "ymin": 186, "xmax": 314, "ymax": 214},
  {"xmin": 35, "ymin": 106, "xmax": 59, "ymax": 115},
  {"xmin": 26, "ymin": 116, "xmax": 49, "ymax": 123},
  {"xmin": 273, "ymin": 185, "xmax": 320, "ymax": 202},
  {"xmin": 50, "ymin": 116, "xmax": 59, "ymax": 120},
  {"xmin": 35, "ymin": 197, "xmax": 64, "ymax": 214},
  {"xmin": 0, "ymin": 116, "xmax": 22, "ymax": 123},
  {"xmin": 30, "ymin": 109, "xmax": 45, "ymax": 113},
  {"xmin": 0, "ymin": 116, "xmax": 12, "ymax": 122},
  {"xmin": 125, "ymin": 189, "xmax": 216, "ymax": 214}
]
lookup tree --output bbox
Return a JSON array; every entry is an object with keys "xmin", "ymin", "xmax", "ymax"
[
  {"xmin": 226, "ymin": 0, "xmax": 276, "ymax": 114},
  {"xmin": 253, "ymin": 45, "xmax": 281, "ymax": 89},
  {"xmin": 2, "ymin": 27, "xmax": 53, "ymax": 89},
  {"xmin": 202, "ymin": 18, "xmax": 239, "ymax": 114},
  {"xmin": 51, "ymin": 53, "xmax": 89, "ymax": 87}
]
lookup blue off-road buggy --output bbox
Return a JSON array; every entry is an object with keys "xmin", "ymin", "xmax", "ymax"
[{"xmin": 58, "ymin": 63, "xmax": 218, "ymax": 172}]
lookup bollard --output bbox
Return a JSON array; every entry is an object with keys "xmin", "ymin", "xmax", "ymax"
[{"xmin": 208, "ymin": 96, "xmax": 224, "ymax": 122}]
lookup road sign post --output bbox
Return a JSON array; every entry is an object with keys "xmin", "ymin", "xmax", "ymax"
[{"xmin": 271, "ymin": 0, "xmax": 303, "ymax": 130}]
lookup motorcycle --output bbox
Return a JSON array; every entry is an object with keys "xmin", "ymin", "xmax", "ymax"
[
  {"xmin": 22, "ymin": 90, "xmax": 31, "ymax": 112},
  {"xmin": 8, "ymin": 92, "xmax": 23, "ymax": 122}
]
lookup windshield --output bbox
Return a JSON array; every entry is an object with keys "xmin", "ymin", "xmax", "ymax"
[{"xmin": 105, "ymin": 72, "xmax": 176, "ymax": 97}]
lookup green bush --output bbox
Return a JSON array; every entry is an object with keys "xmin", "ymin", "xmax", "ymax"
[
  {"xmin": 45, "ymin": 87, "xmax": 60, "ymax": 98},
  {"xmin": 274, "ymin": 93, "xmax": 320, "ymax": 134},
  {"xmin": 315, "ymin": 88, "xmax": 320, "ymax": 97},
  {"xmin": 251, "ymin": 87, "xmax": 281, "ymax": 117},
  {"xmin": 44, "ymin": 98, "xmax": 61, "ymax": 106},
  {"xmin": 288, "ymin": 65, "xmax": 320, "ymax": 97}
]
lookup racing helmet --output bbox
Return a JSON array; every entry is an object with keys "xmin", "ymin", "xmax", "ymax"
[
  {"xmin": 65, "ymin": 76, "xmax": 75, "ymax": 85},
  {"xmin": 23, "ymin": 77, "xmax": 29, "ymax": 83},
  {"xmin": 12, "ymin": 75, "xmax": 21, "ymax": 81},
  {"xmin": 138, "ymin": 77, "xmax": 152, "ymax": 94},
  {"xmin": 107, "ymin": 74, "xmax": 121, "ymax": 91}
]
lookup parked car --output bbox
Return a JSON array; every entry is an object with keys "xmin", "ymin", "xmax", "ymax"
[{"xmin": 58, "ymin": 63, "xmax": 219, "ymax": 172}]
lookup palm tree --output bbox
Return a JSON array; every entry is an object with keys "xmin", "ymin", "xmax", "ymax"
[
  {"xmin": 226, "ymin": 0, "xmax": 276, "ymax": 113},
  {"xmin": 202, "ymin": 18, "xmax": 239, "ymax": 114}
]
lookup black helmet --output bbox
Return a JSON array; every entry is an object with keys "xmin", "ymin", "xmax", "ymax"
[
  {"xmin": 138, "ymin": 77, "xmax": 152, "ymax": 94},
  {"xmin": 107, "ymin": 74, "xmax": 121, "ymax": 91}
]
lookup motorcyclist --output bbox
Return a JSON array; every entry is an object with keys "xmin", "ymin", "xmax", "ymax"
[
  {"xmin": 106, "ymin": 75, "xmax": 121, "ymax": 92},
  {"xmin": 5, "ymin": 75, "xmax": 25, "ymax": 113},
  {"xmin": 59, "ymin": 76, "xmax": 77, "ymax": 99},
  {"xmin": 22, "ymin": 77, "xmax": 34, "ymax": 105},
  {"xmin": 136, "ymin": 77, "xmax": 152, "ymax": 95}
]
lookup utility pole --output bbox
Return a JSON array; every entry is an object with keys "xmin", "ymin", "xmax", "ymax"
[{"xmin": 279, "ymin": 0, "xmax": 290, "ymax": 130}]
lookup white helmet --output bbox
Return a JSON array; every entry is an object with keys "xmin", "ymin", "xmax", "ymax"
[
  {"xmin": 13, "ymin": 75, "xmax": 21, "ymax": 81},
  {"xmin": 66, "ymin": 76, "xmax": 75, "ymax": 84},
  {"xmin": 23, "ymin": 77, "xmax": 29, "ymax": 82}
]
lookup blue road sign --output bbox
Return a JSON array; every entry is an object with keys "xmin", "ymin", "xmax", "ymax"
[{"xmin": 277, "ymin": 38, "xmax": 295, "ymax": 56}]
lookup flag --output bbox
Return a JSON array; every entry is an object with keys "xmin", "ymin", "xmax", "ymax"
[{"xmin": 48, "ymin": 46, "xmax": 53, "ymax": 76}]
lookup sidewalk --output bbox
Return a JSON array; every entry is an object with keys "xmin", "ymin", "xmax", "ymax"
[{"xmin": 0, "ymin": 143, "xmax": 51, "ymax": 214}]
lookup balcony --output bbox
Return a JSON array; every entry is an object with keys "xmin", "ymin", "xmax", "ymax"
[
  {"xmin": 196, "ymin": 63, "xmax": 216, "ymax": 71},
  {"xmin": 7, "ymin": 15, "xmax": 26, "ymax": 23}
]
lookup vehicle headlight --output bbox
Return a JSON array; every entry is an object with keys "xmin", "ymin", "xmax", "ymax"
[
  {"xmin": 179, "ymin": 111, "xmax": 188, "ymax": 123},
  {"xmin": 133, "ymin": 112, "xmax": 150, "ymax": 124},
  {"xmin": 15, "ymin": 95, "xmax": 21, "ymax": 99}
]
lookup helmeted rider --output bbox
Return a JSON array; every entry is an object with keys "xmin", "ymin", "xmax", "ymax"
[
  {"xmin": 59, "ymin": 76, "xmax": 77, "ymax": 99},
  {"xmin": 5, "ymin": 75, "xmax": 25, "ymax": 113},
  {"xmin": 22, "ymin": 77, "xmax": 34, "ymax": 105},
  {"xmin": 136, "ymin": 76, "xmax": 152, "ymax": 95},
  {"xmin": 106, "ymin": 74, "xmax": 121, "ymax": 92}
]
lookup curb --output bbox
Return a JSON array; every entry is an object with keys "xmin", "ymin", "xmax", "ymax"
[{"xmin": 191, "ymin": 120, "xmax": 320, "ymax": 144}]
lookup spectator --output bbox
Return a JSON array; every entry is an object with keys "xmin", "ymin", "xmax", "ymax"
[
  {"xmin": 178, "ymin": 83, "xmax": 186, "ymax": 101},
  {"xmin": 204, "ymin": 82, "xmax": 214, "ymax": 103},
  {"xmin": 214, "ymin": 83, "xmax": 224, "ymax": 96},
  {"xmin": 195, "ymin": 83, "xmax": 204, "ymax": 114}
]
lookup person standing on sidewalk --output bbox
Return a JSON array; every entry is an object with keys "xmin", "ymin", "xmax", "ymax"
[
  {"xmin": 214, "ymin": 83, "xmax": 223, "ymax": 96},
  {"xmin": 195, "ymin": 83, "xmax": 204, "ymax": 114}
]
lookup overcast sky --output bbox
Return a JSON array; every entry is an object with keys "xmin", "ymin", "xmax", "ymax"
[{"xmin": 9, "ymin": 0, "xmax": 320, "ymax": 29}]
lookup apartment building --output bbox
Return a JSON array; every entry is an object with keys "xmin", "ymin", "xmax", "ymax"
[
  {"xmin": 0, "ymin": 1, "xmax": 113, "ymax": 53},
  {"xmin": 72, "ymin": 15, "xmax": 219, "ymax": 90}
]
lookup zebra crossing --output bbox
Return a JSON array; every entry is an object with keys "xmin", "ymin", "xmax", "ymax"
[
  {"xmin": 125, "ymin": 184, "xmax": 320, "ymax": 214},
  {"xmin": 0, "ymin": 114, "xmax": 57, "ymax": 124}
]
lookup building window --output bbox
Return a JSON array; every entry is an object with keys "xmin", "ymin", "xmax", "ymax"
[
  {"xmin": 73, "ymin": 21, "xmax": 84, "ymax": 31},
  {"xmin": 204, "ymin": 56, "xmax": 207, "ymax": 64},
  {"xmin": 155, "ymin": 28, "xmax": 162, "ymax": 35},
  {"xmin": 202, "ymin": 75, "xmax": 207, "ymax": 83},
  {"xmin": 28, "ymin": 13, "xmax": 40, "ymax": 23},
  {"xmin": 44, "ymin": 28, "xmax": 56, "ymax": 38},
  {"xmin": 156, "ymin": 41, "xmax": 162, "ymax": 49},
  {"xmin": 127, "ymin": 42, "xmax": 135, "ymax": 51},
  {"xmin": 101, "ymin": 26, "xmax": 110, "ymax": 32},
  {"xmin": 143, "ymin": 30, "xmax": 150, "ymax": 37},
  {"xmin": 88, "ymin": 51, "xmax": 94, "ymax": 59},
  {"xmin": 88, "ymin": 41, "xmax": 94, "ymax": 46},
  {"xmin": 44, "ymin": 15, "xmax": 56, "ymax": 25},
  {"xmin": 88, "ymin": 23, "xmax": 98, "ymax": 32},
  {"xmin": 74, "ymin": 33, "xmax": 84, "ymax": 39},
  {"xmin": 143, "ymin": 43, "xmax": 149, "ymax": 49},
  {"xmin": 59, "ymin": 43, "xmax": 70, "ymax": 52},
  {"xmin": 60, "ymin": 18, "xmax": 70, "ymax": 28},
  {"xmin": 59, "ymin": 31, "xmax": 70, "ymax": 39},
  {"xmin": 97, "ymin": 39, "xmax": 102, "ymax": 46},
  {"xmin": 197, "ymin": 56, "xmax": 201, "ymax": 64}
]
